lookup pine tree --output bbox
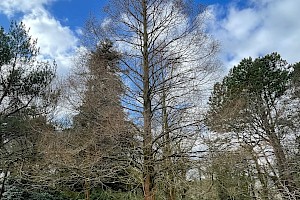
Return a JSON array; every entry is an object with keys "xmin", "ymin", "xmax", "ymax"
[
  {"xmin": 206, "ymin": 52, "xmax": 299, "ymax": 198},
  {"xmin": 0, "ymin": 21, "xmax": 56, "ymax": 199},
  {"xmin": 41, "ymin": 40, "xmax": 136, "ymax": 200}
]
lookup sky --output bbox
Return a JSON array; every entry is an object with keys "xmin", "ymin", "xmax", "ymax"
[{"xmin": 0, "ymin": 0, "xmax": 300, "ymax": 75}]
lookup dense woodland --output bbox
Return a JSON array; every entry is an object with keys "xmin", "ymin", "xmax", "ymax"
[{"xmin": 0, "ymin": 0, "xmax": 299, "ymax": 200}]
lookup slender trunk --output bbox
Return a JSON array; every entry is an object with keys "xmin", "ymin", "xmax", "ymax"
[
  {"xmin": 0, "ymin": 118, "xmax": 3, "ymax": 148},
  {"xmin": 0, "ymin": 167, "xmax": 9, "ymax": 200},
  {"xmin": 162, "ymin": 89, "xmax": 175, "ymax": 200},
  {"xmin": 84, "ymin": 178, "xmax": 90, "ymax": 200},
  {"xmin": 161, "ymin": 72, "xmax": 176, "ymax": 200},
  {"xmin": 269, "ymin": 133, "xmax": 287, "ymax": 175},
  {"xmin": 0, "ymin": 134, "xmax": 2, "ymax": 149},
  {"xmin": 167, "ymin": 189, "xmax": 176, "ymax": 200},
  {"xmin": 267, "ymin": 130, "xmax": 299, "ymax": 198},
  {"xmin": 142, "ymin": 1, "xmax": 154, "ymax": 199},
  {"xmin": 261, "ymin": 108, "xmax": 297, "ymax": 197},
  {"xmin": 251, "ymin": 151, "xmax": 268, "ymax": 199}
]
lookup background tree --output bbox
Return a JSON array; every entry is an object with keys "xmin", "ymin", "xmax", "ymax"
[
  {"xmin": 206, "ymin": 52, "xmax": 300, "ymax": 199},
  {"xmin": 286, "ymin": 62, "xmax": 300, "ymax": 195},
  {"xmin": 71, "ymin": 40, "xmax": 136, "ymax": 197},
  {"xmin": 35, "ymin": 40, "xmax": 138, "ymax": 200},
  {"xmin": 0, "ymin": 21, "xmax": 57, "ymax": 199},
  {"xmin": 291, "ymin": 62, "xmax": 300, "ymax": 97}
]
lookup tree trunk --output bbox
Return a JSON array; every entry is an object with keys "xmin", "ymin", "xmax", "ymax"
[
  {"xmin": 84, "ymin": 178, "xmax": 90, "ymax": 200},
  {"xmin": 167, "ymin": 188, "xmax": 176, "ymax": 200},
  {"xmin": 0, "ymin": 167, "xmax": 9, "ymax": 200},
  {"xmin": 250, "ymin": 150, "xmax": 269, "ymax": 200},
  {"xmin": 142, "ymin": 0, "xmax": 154, "ymax": 199},
  {"xmin": 162, "ymin": 81, "xmax": 176, "ymax": 200},
  {"xmin": 268, "ymin": 130, "xmax": 299, "ymax": 198},
  {"xmin": 262, "ymin": 108, "xmax": 298, "ymax": 197}
]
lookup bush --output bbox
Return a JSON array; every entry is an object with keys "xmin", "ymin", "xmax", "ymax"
[{"xmin": 2, "ymin": 181, "xmax": 69, "ymax": 200}]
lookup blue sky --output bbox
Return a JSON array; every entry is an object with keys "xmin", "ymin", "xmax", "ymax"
[
  {"xmin": 48, "ymin": 0, "xmax": 231, "ymax": 29},
  {"xmin": 0, "ymin": 0, "xmax": 300, "ymax": 75}
]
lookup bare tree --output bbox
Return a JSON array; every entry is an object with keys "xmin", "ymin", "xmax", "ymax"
[
  {"xmin": 84, "ymin": 0, "xmax": 219, "ymax": 199},
  {"xmin": 30, "ymin": 40, "xmax": 138, "ymax": 200}
]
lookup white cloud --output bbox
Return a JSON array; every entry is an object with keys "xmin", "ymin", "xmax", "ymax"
[
  {"xmin": 208, "ymin": 0, "xmax": 300, "ymax": 69},
  {"xmin": 22, "ymin": 9, "xmax": 78, "ymax": 75},
  {"xmin": 0, "ymin": 0, "xmax": 55, "ymax": 17},
  {"xmin": 0, "ymin": 0, "xmax": 78, "ymax": 75}
]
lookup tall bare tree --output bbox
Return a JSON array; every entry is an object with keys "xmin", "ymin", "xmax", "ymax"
[{"xmin": 84, "ymin": 0, "xmax": 219, "ymax": 199}]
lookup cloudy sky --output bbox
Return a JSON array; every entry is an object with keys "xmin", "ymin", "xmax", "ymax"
[{"xmin": 0, "ymin": 0, "xmax": 299, "ymax": 75}]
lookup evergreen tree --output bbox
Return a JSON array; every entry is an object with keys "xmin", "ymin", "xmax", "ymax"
[
  {"xmin": 74, "ymin": 40, "xmax": 125, "ymax": 132},
  {"xmin": 0, "ymin": 21, "xmax": 56, "ymax": 199},
  {"xmin": 39, "ymin": 40, "xmax": 137, "ymax": 200},
  {"xmin": 206, "ymin": 52, "xmax": 299, "ymax": 198},
  {"xmin": 73, "ymin": 40, "xmax": 134, "ymax": 191}
]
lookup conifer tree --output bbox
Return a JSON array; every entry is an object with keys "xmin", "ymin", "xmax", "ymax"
[
  {"xmin": 206, "ymin": 53, "xmax": 300, "ymax": 198},
  {"xmin": 0, "ymin": 21, "xmax": 56, "ymax": 199}
]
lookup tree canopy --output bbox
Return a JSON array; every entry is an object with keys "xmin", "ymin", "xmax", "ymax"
[
  {"xmin": 0, "ymin": 21, "xmax": 57, "ymax": 199},
  {"xmin": 206, "ymin": 52, "xmax": 300, "ymax": 199}
]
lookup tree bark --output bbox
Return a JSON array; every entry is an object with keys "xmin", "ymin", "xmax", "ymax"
[
  {"xmin": 162, "ymin": 76, "xmax": 176, "ymax": 200},
  {"xmin": 262, "ymin": 108, "xmax": 298, "ymax": 197},
  {"xmin": 142, "ymin": 0, "xmax": 154, "ymax": 199},
  {"xmin": 267, "ymin": 127, "xmax": 298, "ymax": 198}
]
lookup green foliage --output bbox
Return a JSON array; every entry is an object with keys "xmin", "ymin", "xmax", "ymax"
[
  {"xmin": 0, "ymin": 20, "xmax": 57, "ymax": 199},
  {"xmin": 206, "ymin": 53, "xmax": 300, "ymax": 198},
  {"xmin": 291, "ymin": 62, "xmax": 300, "ymax": 97},
  {"xmin": 0, "ymin": 27, "xmax": 12, "ymax": 66},
  {"xmin": 206, "ymin": 52, "xmax": 290, "ymax": 133},
  {"xmin": 0, "ymin": 20, "xmax": 56, "ymax": 146},
  {"xmin": 0, "ymin": 21, "xmax": 56, "ymax": 119},
  {"xmin": 2, "ymin": 181, "xmax": 69, "ymax": 200},
  {"xmin": 226, "ymin": 53, "xmax": 289, "ymax": 98}
]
